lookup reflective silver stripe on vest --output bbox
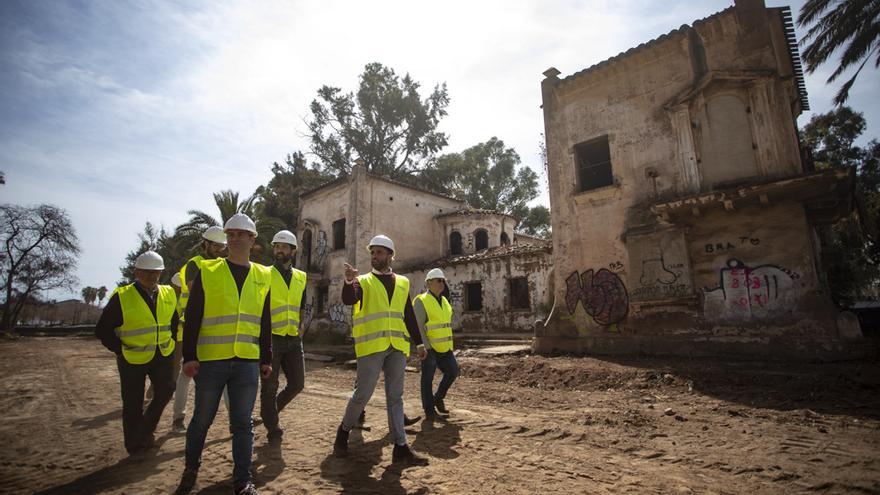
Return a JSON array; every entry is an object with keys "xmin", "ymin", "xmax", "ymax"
[
  {"xmin": 429, "ymin": 336, "xmax": 454, "ymax": 344},
  {"xmin": 271, "ymin": 320, "xmax": 300, "ymax": 330},
  {"xmin": 202, "ymin": 314, "xmax": 262, "ymax": 327},
  {"xmin": 352, "ymin": 311, "xmax": 404, "ymax": 326},
  {"xmin": 122, "ymin": 343, "xmax": 156, "ymax": 353},
  {"xmin": 115, "ymin": 325, "xmax": 157, "ymax": 338},
  {"xmin": 197, "ymin": 334, "xmax": 261, "ymax": 346},
  {"xmin": 353, "ymin": 330, "xmax": 410, "ymax": 344},
  {"xmin": 270, "ymin": 304, "xmax": 301, "ymax": 316},
  {"xmin": 180, "ymin": 293, "xmax": 189, "ymax": 300},
  {"xmin": 425, "ymin": 322, "xmax": 451, "ymax": 330}
]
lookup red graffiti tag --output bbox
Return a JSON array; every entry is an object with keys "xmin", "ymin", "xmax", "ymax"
[{"xmin": 565, "ymin": 268, "xmax": 629, "ymax": 325}]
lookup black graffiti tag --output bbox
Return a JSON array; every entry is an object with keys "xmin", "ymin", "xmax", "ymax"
[{"xmin": 565, "ymin": 268, "xmax": 629, "ymax": 325}]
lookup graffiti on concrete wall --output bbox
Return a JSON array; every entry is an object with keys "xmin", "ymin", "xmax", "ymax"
[
  {"xmin": 704, "ymin": 236, "xmax": 761, "ymax": 254},
  {"xmin": 565, "ymin": 268, "xmax": 629, "ymax": 326},
  {"xmin": 702, "ymin": 258, "xmax": 799, "ymax": 319},
  {"xmin": 314, "ymin": 230, "xmax": 328, "ymax": 269},
  {"xmin": 300, "ymin": 301, "xmax": 314, "ymax": 332},
  {"xmin": 329, "ymin": 302, "xmax": 352, "ymax": 326},
  {"xmin": 447, "ymin": 282, "xmax": 463, "ymax": 303},
  {"xmin": 630, "ymin": 256, "xmax": 690, "ymax": 300}
]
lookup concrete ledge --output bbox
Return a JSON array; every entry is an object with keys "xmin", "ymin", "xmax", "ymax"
[{"xmin": 533, "ymin": 334, "xmax": 880, "ymax": 361}]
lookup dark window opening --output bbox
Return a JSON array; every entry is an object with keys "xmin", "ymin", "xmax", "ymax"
[
  {"xmin": 316, "ymin": 286, "xmax": 328, "ymax": 314},
  {"xmin": 509, "ymin": 277, "xmax": 530, "ymax": 310},
  {"xmin": 465, "ymin": 282, "xmax": 483, "ymax": 311},
  {"xmin": 332, "ymin": 219, "xmax": 346, "ymax": 250},
  {"xmin": 475, "ymin": 229, "xmax": 489, "ymax": 251},
  {"xmin": 450, "ymin": 231, "xmax": 463, "ymax": 255},
  {"xmin": 500, "ymin": 232, "xmax": 510, "ymax": 246},
  {"xmin": 575, "ymin": 136, "xmax": 613, "ymax": 192},
  {"xmin": 301, "ymin": 229, "xmax": 313, "ymax": 270}
]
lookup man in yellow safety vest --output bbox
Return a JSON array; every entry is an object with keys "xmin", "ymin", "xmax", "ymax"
[
  {"xmin": 413, "ymin": 268, "xmax": 459, "ymax": 421},
  {"xmin": 333, "ymin": 234, "xmax": 429, "ymax": 466},
  {"xmin": 260, "ymin": 229, "xmax": 307, "ymax": 441},
  {"xmin": 174, "ymin": 214, "xmax": 272, "ymax": 495},
  {"xmin": 95, "ymin": 250, "xmax": 179, "ymax": 455}
]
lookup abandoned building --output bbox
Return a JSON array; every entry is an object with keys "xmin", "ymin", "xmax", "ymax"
[
  {"xmin": 536, "ymin": 0, "xmax": 860, "ymax": 358},
  {"xmin": 296, "ymin": 162, "xmax": 553, "ymax": 335}
]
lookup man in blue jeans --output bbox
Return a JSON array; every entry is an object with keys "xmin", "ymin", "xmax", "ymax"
[
  {"xmin": 413, "ymin": 268, "xmax": 459, "ymax": 421},
  {"xmin": 175, "ymin": 213, "xmax": 273, "ymax": 495}
]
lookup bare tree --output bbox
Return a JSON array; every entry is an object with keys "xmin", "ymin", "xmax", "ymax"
[{"xmin": 1, "ymin": 204, "xmax": 79, "ymax": 333}]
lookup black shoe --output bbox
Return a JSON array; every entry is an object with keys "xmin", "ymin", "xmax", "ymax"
[
  {"xmin": 267, "ymin": 427, "xmax": 283, "ymax": 441},
  {"xmin": 333, "ymin": 425, "xmax": 349, "ymax": 457},
  {"xmin": 434, "ymin": 397, "xmax": 450, "ymax": 415},
  {"xmin": 172, "ymin": 418, "xmax": 186, "ymax": 433},
  {"xmin": 403, "ymin": 415, "xmax": 421, "ymax": 427},
  {"xmin": 174, "ymin": 467, "xmax": 198, "ymax": 495},
  {"xmin": 391, "ymin": 443, "xmax": 428, "ymax": 466},
  {"xmin": 234, "ymin": 481, "xmax": 258, "ymax": 495}
]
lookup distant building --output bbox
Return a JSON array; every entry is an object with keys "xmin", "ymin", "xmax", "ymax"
[
  {"xmin": 296, "ymin": 162, "xmax": 553, "ymax": 335},
  {"xmin": 537, "ymin": 0, "xmax": 858, "ymax": 358}
]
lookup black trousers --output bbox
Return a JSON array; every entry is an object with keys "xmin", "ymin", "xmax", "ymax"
[
  {"xmin": 259, "ymin": 334, "xmax": 305, "ymax": 431},
  {"xmin": 116, "ymin": 350, "xmax": 175, "ymax": 452}
]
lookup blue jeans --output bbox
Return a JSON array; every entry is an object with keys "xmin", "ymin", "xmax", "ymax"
[
  {"xmin": 420, "ymin": 349, "xmax": 459, "ymax": 416},
  {"xmin": 185, "ymin": 360, "xmax": 259, "ymax": 486}
]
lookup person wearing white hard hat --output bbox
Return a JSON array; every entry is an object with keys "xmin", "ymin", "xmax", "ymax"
[
  {"xmin": 333, "ymin": 234, "xmax": 429, "ymax": 466},
  {"xmin": 171, "ymin": 224, "xmax": 229, "ymax": 433},
  {"xmin": 413, "ymin": 268, "xmax": 459, "ymax": 421},
  {"xmin": 259, "ymin": 229, "xmax": 308, "ymax": 441},
  {"xmin": 176, "ymin": 213, "xmax": 272, "ymax": 495},
  {"xmin": 95, "ymin": 250, "xmax": 179, "ymax": 455}
]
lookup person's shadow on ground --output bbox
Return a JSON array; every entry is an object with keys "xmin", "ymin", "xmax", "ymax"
[
  {"xmin": 253, "ymin": 439, "xmax": 285, "ymax": 486},
  {"xmin": 411, "ymin": 418, "xmax": 462, "ymax": 460},
  {"xmin": 319, "ymin": 430, "xmax": 423, "ymax": 494},
  {"xmin": 70, "ymin": 408, "xmax": 122, "ymax": 431}
]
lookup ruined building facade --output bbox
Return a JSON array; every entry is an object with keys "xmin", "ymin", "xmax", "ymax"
[
  {"xmin": 296, "ymin": 163, "xmax": 553, "ymax": 336},
  {"xmin": 536, "ymin": 0, "xmax": 857, "ymax": 358}
]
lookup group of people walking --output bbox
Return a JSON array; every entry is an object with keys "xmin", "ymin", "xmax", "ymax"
[{"xmin": 95, "ymin": 213, "xmax": 459, "ymax": 495}]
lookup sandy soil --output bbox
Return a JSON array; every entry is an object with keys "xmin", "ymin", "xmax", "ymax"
[{"xmin": 1, "ymin": 336, "xmax": 879, "ymax": 494}]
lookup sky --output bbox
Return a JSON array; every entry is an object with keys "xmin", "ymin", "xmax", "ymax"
[{"xmin": 1, "ymin": 0, "xmax": 878, "ymax": 302}]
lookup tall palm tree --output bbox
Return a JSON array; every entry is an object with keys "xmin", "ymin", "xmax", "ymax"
[{"xmin": 798, "ymin": 0, "xmax": 880, "ymax": 105}]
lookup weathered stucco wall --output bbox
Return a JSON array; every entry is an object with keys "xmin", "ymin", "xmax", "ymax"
[
  {"xmin": 405, "ymin": 249, "xmax": 553, "ymax": 333},
  {"xmin": 537, "ymin": 1, "xmax": 847, "ymax": 358},
  {"xmin": 437, "ymin": 212, "xmax": 517, "ymax": 256}
]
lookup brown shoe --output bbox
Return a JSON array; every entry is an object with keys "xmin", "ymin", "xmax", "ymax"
[{"xmin": 391, "ymin": 443, "xmax": 428, "ymax": 466}]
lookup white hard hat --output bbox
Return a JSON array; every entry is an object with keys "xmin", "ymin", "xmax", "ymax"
[
  {"xmin": 224, "ymin": 213, "xmax": 258, "ymax": 237},
  {"xmin": 202, "ymin": 225, "xmax": 227, "ymax": 245},
  {"xmin": 425, "ymin": 268, "xmax": 446, "ymax": 281},
  {"xmin": 134, "ymin": 250, "xmax": 164, "ymax": 270},
  {"xmin": 367, "ymin": 234, "xmax": 395, "ymax": 253},
  {"xmin": 272, "ymin": 230, "xmax": 297, "ymax": 247},
  {"xmin": 170, "ymin": 272, "xmax": 182, "ymax": 288}
]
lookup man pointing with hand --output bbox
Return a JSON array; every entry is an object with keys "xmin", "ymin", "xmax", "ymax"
[{"xmin": 333, "ymin": 234, "xmax": 429, "ymax": 466}]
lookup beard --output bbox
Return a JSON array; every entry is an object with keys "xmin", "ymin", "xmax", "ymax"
[
  {"xmin": 371, "ymin": 258, "xmax": 388, "ymax": 271},
  {"xmin": 274, "ymin": 252, "xmax": 292, "ymax": 263}
]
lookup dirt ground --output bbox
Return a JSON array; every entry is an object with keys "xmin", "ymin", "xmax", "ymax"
[{"xmin": 1, "ymin": 336, "xmax": 879, "ymax": 494}]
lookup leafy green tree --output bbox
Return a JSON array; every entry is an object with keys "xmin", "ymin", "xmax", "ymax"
[
  {"xmin": 81, "ymin": 286, "xmax": 97, "ymax": 305},
  {"xmin": 306, "ymin": 62, "xmax": 450, "ymax": 178},
  {"xmin": 802, "ymin": 106, "xmax": 880, "ymax": 300},
  {"xmin": 518, "ymin": 205, "xmax": 552, "ymax": 238},
  {"xmin": 421, "ymin": 137, "xmax": 550, "ymax": 235},
  {"xmin": 1, "ymin": 204, "xmax": 80, "ymax": 333},
  {"xmin": 798, "ymin": 0, "xmax": 880, "ymax": 105},
  {"xmin": 96, "ymin": 286, "xmax": 108, "ymax": 306},
  {"xmin": 255, "ymin": 151, "xmax": 333, "ymax": 229}
]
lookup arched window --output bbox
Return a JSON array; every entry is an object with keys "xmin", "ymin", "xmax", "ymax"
[
  {"xmin": 500, "ymin": 232, "xmax": 510, "ymax": 246},
  {"xmin": 475, "ymin": 229, "xmax": 489, "ymax": 251},
  {"xmin": 300, "ymin": 229, "xmax": 312, "ymax": 270},
  {"xmin": 450, "ymin": 231, "xmax": 463, "ymax": 255}
]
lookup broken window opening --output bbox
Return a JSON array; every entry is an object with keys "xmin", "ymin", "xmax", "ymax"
[
  {"xmin": 465, "ymin": 282, "xmax": 483, "ymax": 311},
  {"xmin": 450, "ymin": 231, "xmax": 463, "ymax": 255},
  {"xmin": 575, "ymin": 136, "xmax": 613, "ymax": 192},
  {"xmin": 500, "ymin": 232, "xmax": 510, "ymax": 246},
  {"xmin": 475, "ymin": 229, "xmax": 489, "ymax": 251},
  {"xmin": 509, "ymin": 277, "xmax": 530, "ymax": 310},
  {"xmin": 332, "ymin": 219, "xmax": 346, "ymax": 250},
  {"xmin": 300, "ymin": 229, "xmax": 313, "ymax": 271}
]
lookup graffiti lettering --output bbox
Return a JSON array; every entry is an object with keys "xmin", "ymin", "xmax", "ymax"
[
  {"xmin": 301, "ymin": 302, "xmax": 314, "ymax": 332},
  {"xmin": 314, "ymin": 230, "xmax": 328, "ymax": 269},
  {"xmin": 702, "ymin": 258, "xmax": 798, "ymax": 319},
  {"xmin": 608, "ymin": 261, "xmax": 624, "ymax": 272},
  {"xmin": 639, "ymin": 257, "xmax": 678, "ymax": 286},
  {"xmin": 565, "ymin": 268, "xmax": 629, "ymax": 325},
  {"xmin": 329, "ymin": 303, "xmax": 352, "ymax": 326}
]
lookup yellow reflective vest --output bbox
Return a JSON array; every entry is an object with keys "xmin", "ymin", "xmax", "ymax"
[
  {"xmin": 415, "ymin": 292, "xmax": 454, "ymax": 353},
  {"xmin": 269, "ymin": 266, "xmax": 307, "ymax": 337},
  {"xmin": 196, "ymin": 259, "xmax": 270, "ymax": 361},
  {"xmin": 177, "ymin": 255, "xmax": 205, "ymax": 341},
  {"xmin": 114, "ymin": 283, "xmax": 176, "ymax": 364},
  {"xmin": 351, "ymin": 273, "xmax": 411, "ymax": 358}
]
